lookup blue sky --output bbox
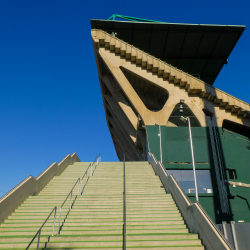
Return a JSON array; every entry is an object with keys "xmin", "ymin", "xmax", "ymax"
[{"xmin": 0, "ymin": 0, "xmax": 249, "ymax": 195}]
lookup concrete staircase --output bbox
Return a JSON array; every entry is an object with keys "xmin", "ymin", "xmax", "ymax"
[
  {"xmin": 46, "ymin": 162, "xmax": 124, "ymax": 249},
  {"xmin": 0, "ymin": 162, "xmax": 91, "ymax": 249},
  {"xmin": 125, "ymin": 162, "xmax": 203, "ymax": 249},
  {"xmin": 0, "ymin": 161, "xmax": 205, "ymax": 249}
]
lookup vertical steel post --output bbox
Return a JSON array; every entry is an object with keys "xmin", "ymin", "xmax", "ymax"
[
  {"xmin": 231, "ymin": 221, "xmax": 238, "ymax": 250},
  {"xmin": 36, "ymin": 230, "xmax": 41, "ymax": 250},
  {"xmin": 158, "ymin": 124, "xmax": 162, "ymax": 164},
  {"xmin": 57, "ymin": 207, "xmax": 62, "ymax": 234},
  {"xmin": 187, "ymin": 118, "xmax": 199, "ymax": 202},
  {"xmin": 52, "ymin": 207, "xmax": 56, "ymax": 236},
  {"xmin": 70, "ymin": 190, "xmax": 72, "ymax": 211},
  {"xmin": 222, "ymin": 221, "xmax": 228, "ymax": 240},
  {"xmin": 86, "ymin": 169, "xmax": 88, "ymax": 184},
  {"xmin": 78, "ymin": 179, "xmax": 80, "ymax": 195},
  {"xmin": 123, "ymin": 153, "xmax": 126, "ymax": 250}
]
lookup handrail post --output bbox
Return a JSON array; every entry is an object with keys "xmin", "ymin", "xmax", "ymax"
[
  {"xmin": 26, "ymin": 207, "xmax": 57, "ymax": 249},
  {"xmin": 36, "ymin": 230, "xmax": 41, "ymax": 250},
  {"xmin": 86, "ymin": 168, "xmax": 88, "ymax": 184},
  {"xmin": 70, "ymin": 190, "xmax": 72, "ymax": 211},
  {"xmin": 187, "ymin": 117, "xmax": 199, "ymax": 203},
  {"xmin": 91, "ymin": 164, "xmax": 93, "ymax": 176},
  {"xmin": 52, "ymin": 207, "xmax": 57, "ymax": 236},
  {"xmin": 78, "ymin": 179, "xmax": 80, "ymax": 195},
  {"xmin": 57, "ymin": 207, "xmax": 62, "ymax": 234},
  {"xmin": 123, "ymin": 153, "xmax": 126, "ymax": 250}
]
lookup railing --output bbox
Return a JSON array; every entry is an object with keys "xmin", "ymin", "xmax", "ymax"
[
  {"xmin": 25, "ymin": 206, "xmax": 57, "ymax": 250},
  {"xmin": 57, "ymin": 178, "xmax": 81, "ymax": 234},
  {"xmin": 92, "ymin": 153, "xmax": 101, "ymax": 174},
  {"xmin": 123, "ymin": 153, "xmax": 126, "ymax": 250},
  {"xmin": 148, "ymin": 151, "xmax": 234, "ymax": 250},
  {"xmin": 26, "ymin": 153, "xmax": 101, "ymax": 248},
  {"xmin": 57, "ymin": 153, "xmax": 101, "ymax": 234},
  {"xmin": 80, "ymin": 163, "xmax": 91, "ymax": 195}
]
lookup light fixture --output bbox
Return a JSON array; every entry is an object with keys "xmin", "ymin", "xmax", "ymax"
[{"xmin": 180, "ymin": 116, "xmax": 187, "ymax": 123}]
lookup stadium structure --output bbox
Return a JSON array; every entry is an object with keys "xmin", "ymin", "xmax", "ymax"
[{"xmin": 0, "ymin": 15, "xmax": 250, "ymax": 250}]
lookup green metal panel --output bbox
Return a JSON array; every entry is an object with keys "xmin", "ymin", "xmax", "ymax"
[
  {"xmin": 147, "ymin": 126, "xmax": 210, "ymax": 164},
  {"xmin": 219, "ymin": 129, "xmax": 250, "ymax": 222},
  {"xmin": 188, "ymin": 195, "xmax": 220, "ymax": 223},
  {"xmin": 146, "ymin": 125, "xmax": 161, "ymax": 161},
  {"xmin": 146, "ymin": 125, "xmax": 250, "ymax": 224}
]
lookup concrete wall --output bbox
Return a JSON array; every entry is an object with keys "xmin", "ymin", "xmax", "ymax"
[
  {"xmin": 148, "ymin": 152, "xmax": 233, "ymax": 250},
  {"xmin": 0, "ymin": 152, "xmax": 80, "ymax": 224}
]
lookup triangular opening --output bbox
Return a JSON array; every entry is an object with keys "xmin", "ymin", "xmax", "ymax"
[
  {"xmin": 168, "ymin": 103, "xmax": 201, "ymax": 127},
  {"xmin": 120, "ymin": 67, "xmax": 168, "ymax": 112}
]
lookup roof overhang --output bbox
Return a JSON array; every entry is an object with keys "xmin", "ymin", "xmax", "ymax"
[{"xmin": 91, "ymin": 19, "xmax": 245, "ymax": 85}]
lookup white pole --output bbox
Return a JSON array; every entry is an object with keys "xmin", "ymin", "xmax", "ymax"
[
  {"xmin": 187, "ymin": 118, "xmax": 199, "ymax": 202},
  {"xmin": 158, "ymin": 125, "xmax": 162, "ymax": 164}
]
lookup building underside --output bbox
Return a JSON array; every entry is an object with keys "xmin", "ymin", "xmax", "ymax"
[
  {"xmin": 91, "ymin": 21, "xmax": 249, "ymax": 162},
  {"xmin": 92, "ymin": 19, "xmax": 250, "ymax": 226}
]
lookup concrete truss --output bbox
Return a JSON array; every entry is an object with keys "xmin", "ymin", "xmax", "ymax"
[{"xmin": 92, "ymin": 29, "xmax": 250, "ymax": 160}]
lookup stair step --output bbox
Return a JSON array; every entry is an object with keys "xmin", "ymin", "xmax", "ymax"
[{"xmin": 0, "ymin": 162, "xmax": 204, "ymax": 250}]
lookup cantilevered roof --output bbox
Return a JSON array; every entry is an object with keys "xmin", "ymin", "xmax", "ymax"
[{"xmin": 91, "ymin": 19, "xmax": 245, "ymax": 85}]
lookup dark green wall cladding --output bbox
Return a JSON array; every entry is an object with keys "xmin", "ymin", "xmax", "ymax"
[
  {"xmin": 146, "ymin": 126, "xmax": 211, "ymax": 165},
  {"xmin": 146, "ymin": 125, "xmax": 250, "ymax": 224},
  {"xmin": 220, "ymin": 129, "xmax": 250, "ymax": 223},
  {"xmin": 188, "ymin": 195, "xmax": 221, "ymax": 223}
]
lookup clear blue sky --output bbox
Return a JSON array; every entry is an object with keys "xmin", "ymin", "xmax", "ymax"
[{"xmin": 0, "ymin": 0, "xmax": 249, "ymax": 195}]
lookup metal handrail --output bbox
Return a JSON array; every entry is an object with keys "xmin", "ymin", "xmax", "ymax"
[
  {"xmin": 148, "ymin": 151, "xmax": 234, "ymax": 250},
  {"xmin": 123, "ymin": 153, "xmax": 126, "ymax": 250},
  {"xmin": 57, "ymin": 178, "xmax": 81, "ymax": 234},
  {"xmin": 79, "ymin": 154, "xmax": 100, "ymax": 195},
  {"xmin": 25, "ymin": 206, "xmax": 57, "ymax": 250},
  {"xmin": 92, "ymin": 153, "xmax": 101, "ymax": 169},
  {"xmin": 26, "ymin": 153, "xmax": 102, "ymax": 249},
  {"xmin": 80, "ymin": 163, "xmax": 91, "ymax": 195},
  {"xmin": 57, "ymin": 153, "xmax": 102, "ymax": 234}
]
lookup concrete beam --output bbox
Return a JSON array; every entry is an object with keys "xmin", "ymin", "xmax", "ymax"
[
  {"xmin": 92, "ymin": 30, "xmax": 250, "ymax": 128},
  {"xmin": 104, "ymin": 93, "xmax": 136, "ymax": 142},
  {"xmin": 108, "ymin": 116, "xmax": 139, "ymax": 161},
  {"xmin": 105, "ymin": 102, "xmax": 139, "ymax": 157},
  {"xmin": 102, "ymin": 74, "xmax": 138, "ymax": 130},
  {"xmin": 110, "ymin": 127, "xmax": 134, "ymax": 161}
]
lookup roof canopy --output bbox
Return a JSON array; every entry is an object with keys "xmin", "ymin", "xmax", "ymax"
[{"xmin": 91, "ymin": 19, "xmax": 245, "ymax": 85}]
